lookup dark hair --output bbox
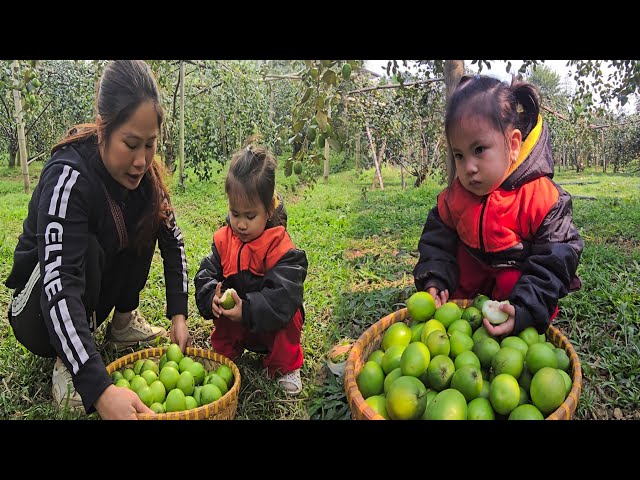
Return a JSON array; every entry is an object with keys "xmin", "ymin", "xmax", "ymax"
[
  {"xmin": 444, "ymin": 74, "xmax": 541, "ymax": 185},
  {"xmin": 225, "ymin": 144, "xmax": 283, "ymax": 226},
  {"xmin": 52, "ymin": 60, "xmax": 170, "ymax": 250}
]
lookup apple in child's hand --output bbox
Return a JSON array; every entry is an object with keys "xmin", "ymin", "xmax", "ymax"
[
  {"xmin": 220, "ymin": 288, "xmax": 237, "ymax": 310},
  {"xmin": 482, "ymin": 300, "xmax": 511, "ymax": 325}
]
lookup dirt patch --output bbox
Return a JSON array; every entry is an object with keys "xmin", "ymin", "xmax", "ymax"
[
  {"xmin": 350, "ymin": 276, "xmax": 413, "ymax": 293},
  {"xmin": 344, "ymin": 249, "xmax": 366, "ymax": 260}
]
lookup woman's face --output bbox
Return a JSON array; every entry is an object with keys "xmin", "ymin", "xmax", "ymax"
[
  {"xmin": 99, "ymin": 101, "xmax": 159, "ymax": 190},
  {"xmin": 449, "ymin": 115, "xmax": 521, "ymax": 196}
]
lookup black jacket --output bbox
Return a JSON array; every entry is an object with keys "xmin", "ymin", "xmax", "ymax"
[
  {"xmin": 414, "ymin": 118, "xmax": 583, "ymax": 334},
  {"xmin": 194, "ymin": 198, "xmax": 308, "ymax": 334},
  {"xmin": 5, "ymin": 136, "xmax": 188, "ymax": 411}
]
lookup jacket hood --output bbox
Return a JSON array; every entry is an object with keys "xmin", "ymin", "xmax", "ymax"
[{"xmin": 501, "ymin": 115, "xmax": 555, "ymax": 190}]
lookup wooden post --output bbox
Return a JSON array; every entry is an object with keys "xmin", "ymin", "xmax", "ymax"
[
  {"xmin": 365, "ymin": 124, "xmax": 384, "ymax": 190},
  {"xmin": 323, "ymin": 104, "xmax": 331, "ymax": 182},
  {"xmin": 444, "ymin": 60, "xmax": 464, "ymax": 185},
  {"xmin": 11, "ymin": 61, "xmax": 30, "ymax": 194},
  {"xmin": 179, "ymin": 61, "xmax": 185, "ymax": 189}
]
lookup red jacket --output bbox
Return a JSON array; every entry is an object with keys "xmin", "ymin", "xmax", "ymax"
[
  {"xmin": 414, "ymin": 117, "xmax": 583, "ymax": 334},
  {"xmin": 195, "ymin": 211, "xmax": 308, "ymax": 334}
]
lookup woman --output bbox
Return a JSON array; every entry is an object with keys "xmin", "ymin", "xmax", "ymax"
[{"xmin": 5, "ymin": 60, "xmax": 191, "ymax": 420}]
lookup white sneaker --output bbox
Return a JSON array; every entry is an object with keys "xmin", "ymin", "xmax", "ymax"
[
  {"xmin": 52, "ymin": 357, "xmax": 83, "ymax": 410},
  {"xmin": 105, "ymin": 309, "xmax": 167, "ymax": 348},
  {"xmin": 277, "ymin": 369, "xmax": 302, "ymax": 396}
]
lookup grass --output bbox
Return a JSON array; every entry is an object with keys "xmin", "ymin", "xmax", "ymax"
[{"xmin": 1, "ymin": 161, "xmax": 639, "ymax": 420}]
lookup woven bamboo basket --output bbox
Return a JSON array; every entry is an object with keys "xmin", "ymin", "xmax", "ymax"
[
  {"xmin": 106, "ymin": 346, "xmax": 241, "ymax": 420},
  {"xmin": 344, "ymin": 299, "xmax": 582, "ymax": 420}
]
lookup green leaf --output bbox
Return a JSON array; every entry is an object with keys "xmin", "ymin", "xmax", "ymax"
[
  {"xmin": 300, "ymin": 87, "xmax": 312, "ymax": 104},
  {"xmin": 322, "ymin": 69, "xmax": 337, "ymax": 86},
  {"xmin": 315, "ymin": 110, "xmax": 328, "ymax": 131},
  {"xmin": 293, "ymin": 120, "xmax": 304, "ymax": 134},
  {"xmin": 328, "ymin": 137, "xmax": 342, "ymax": 152}
]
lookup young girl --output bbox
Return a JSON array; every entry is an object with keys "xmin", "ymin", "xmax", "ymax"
[
  {"xmin": 194, "ymin": 144, "xmax": 308, "ymax": 395},
  {"xmin": 413, "ymin": 74, "xmax": 584, "ymax": 337}
]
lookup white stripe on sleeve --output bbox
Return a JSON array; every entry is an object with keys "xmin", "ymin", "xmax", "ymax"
[
  {"xmin": 48, "ymin": 165, "xmax": 71, "ymax": 216},
  {"xmin": 50, "ymin": 303, "xmax": 80, "ymax": 374},
  {"xmin": 58, "ymin": 169, "xmax": 80, "ymax": 219},
  {"xmin": 58, "ymin": 298, "xmax": 90, "ymax": 366},
  {"xmin": 173, "ymin": 224, "xmax": 188, "ymax": 293}
]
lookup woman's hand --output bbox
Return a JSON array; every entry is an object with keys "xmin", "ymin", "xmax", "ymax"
[
  {"xmin": 482, "ymin": 302, "xmax": 516, "ymax": 337},
  {"xmin": 94, "ymin": 384, "xmax": 154, "ymax": 420},
  {"xmin": 170, "ymin": 314, "xmax": 191, "ymax": 351},
  {"xmin": 427, "ymin": 287, "xmax": 449, "ymax": 308}
]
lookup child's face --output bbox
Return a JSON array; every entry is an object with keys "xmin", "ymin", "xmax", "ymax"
[
  {"xmin": 228, "ymin": 193, "xmax": 271, "ymax": 243},
  {"xmin": 449, "ymin": 115, "xmax": 521, "ymax": 196}
]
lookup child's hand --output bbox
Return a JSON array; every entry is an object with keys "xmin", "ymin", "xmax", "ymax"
[
  {"xmin": 427, "ymin": 287, "xmax": 449, "ymax": 308},
  {"xmin": 219, "ymin": 289, "xmax": 242, "ymax": 323},
  {"xmin": 483, "ymin": 301, "xmax": 516, "ymax": 337},
  {"xmin": 211, "ymin": 282, "xmax": 223, "ymax": 318}
]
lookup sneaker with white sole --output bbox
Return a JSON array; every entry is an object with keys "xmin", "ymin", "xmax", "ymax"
[
  {"xmin": 52, "ymin": 357, "xmax": 84, "ymax": 410},
  {"xmin": 105, "ymin": 309, "xmax": 167, "ymax": 349},
  {"xmin": 276, "ymin": 368, "xmax": 302, "ymax": 396}
]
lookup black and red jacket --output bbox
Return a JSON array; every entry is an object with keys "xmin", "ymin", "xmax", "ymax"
[
  {"xmin": 414, "ymin": 116, "xmax": 584, "ymax": 334},
  {"xmin": 5, "ymin": 136, "xmax": 188, "ymax": 411},
  {"xmin": 194, "ymin": 202, "xmax": 308, "ymax": 333}
]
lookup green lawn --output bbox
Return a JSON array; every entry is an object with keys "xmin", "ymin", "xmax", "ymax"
[{"xmin": 1, "ymin": 161, "xmax": 639, "ymax": 420}]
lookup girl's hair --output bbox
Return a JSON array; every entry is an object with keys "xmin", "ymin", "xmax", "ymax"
[
  {"xmin": 444, "ymin": 74, "xmax": 541, "ymax": 185},
  {"xmin": 225, "ymin": 144, "xmax": 283, "ymax": 226},
  {"xmin": 51, "ymin": 60, "xmax": 171, "ymax": 250}
]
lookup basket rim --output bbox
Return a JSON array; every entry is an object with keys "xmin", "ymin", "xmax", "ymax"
[
  {"xmin": 106, "ymin": 346, "xmax": 241, "ymax": 420},
  {"xmin": 344, "ymin": 302, "xmax": 582, "ymax": 420}
]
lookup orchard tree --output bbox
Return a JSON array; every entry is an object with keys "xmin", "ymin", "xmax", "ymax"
[
  {"xmin": 148, "ymin": 60, "xmax": 282, "ymax": 182},
  {"xmin": 0, "ymin": 60, "xmax": 45, "ymax": 167}
]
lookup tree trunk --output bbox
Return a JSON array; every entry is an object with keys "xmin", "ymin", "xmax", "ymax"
[
  {"xmin": 11, "ymin": 61, "xmax": 30, "ymax": 193},
  {"xmin": 599, "ymin": 130, "xmax": 604, "ymax": 173},
  {"xmin": 179, "ymin": 61, "xmax": 185, "ymax": 189},
  {"xmin": 161, "ymin": 121, "xmax": 175, "ymax": 171},
  {"xmin": 444, "ymin": 60, "xmax": 464, "ymax": 185},
  {"xmin": 221, "ymin": 114, "xmax": 228, "ymax": 159},
  {"xmin": 269, "ymin": 87, "xmax": 274, "ymax": 124},
  {"xmin": 8, "ymin": 143, "xmax": 17, "ymax": 167},
  {"xmin": 365, "ymin": 124, "xmax": 384, "ymax": 190},
  {"xmin": 372, "ymin": 139, "xmax": 386, "ymax": 189},
  {"xmin": 355, "ymin": 133, "xmax": 360, "ymax": 170},
  {"xmin": 400, "ymin": 156, "xmax": 406, "ymax": 190},
  {"xmin": 323, "ymin": 104, "xmax": 331, "ymax": 182}
]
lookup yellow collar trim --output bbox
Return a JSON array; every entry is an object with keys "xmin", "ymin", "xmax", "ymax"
[{"xmin": 506, "ymin": 114, "xmax": 542, "ymax": 177}]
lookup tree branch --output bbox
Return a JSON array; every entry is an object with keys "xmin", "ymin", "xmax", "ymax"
[
  {"xmin": 348, "ymin": 77, "xmax": 443, "ymax": 95},
  {"xmin": 25, "ymin": 98, "xmax": 53, "ymax": 136},
  {"xmin": 27, "ymin": 151, "xmax": 45, "ymax": 164},
  {"xmin": 191, "ymin": 81, "xmax": 223, "ymax": 97},
  {"xmin": 263, "ymin": 73, "xmax": 303, "ymax": 81}
]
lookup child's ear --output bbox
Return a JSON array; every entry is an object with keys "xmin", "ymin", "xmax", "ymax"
[{"xmin": 509, "ymin": 128, "xmax": 522, "ymax": 163}]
